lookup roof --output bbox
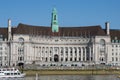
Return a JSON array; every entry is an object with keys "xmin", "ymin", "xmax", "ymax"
[
  {"xmin": 0, "ymin": 23, "xmax": 120, "ymax": 39},
  {"xmin": 0, "ymin": 28, "xmax": 8, "ymax": 39},
  {"xmin": 14, "ymin": 23, "xmax": 106, "ymax": 37},
  {"xmin": 110, "ymin": 29, "xmax": 120, "ymax": 40},
  {"xmin": 0, "ymin": 27, "xmax": 17, "ymax": 40}
]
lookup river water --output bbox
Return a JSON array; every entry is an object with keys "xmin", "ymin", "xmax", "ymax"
[{"xmin": 1, "ymin": 75, "xmax": 120, "ymax": 80}]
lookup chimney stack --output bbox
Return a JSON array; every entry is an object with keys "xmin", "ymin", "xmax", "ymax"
[
  {"xmin": 105, "ymin": 22, "xmax": 110, "ymax": 35},
  {"xmin": 8, "ymin": 19, "xmax": 12, "ymax": 41}
]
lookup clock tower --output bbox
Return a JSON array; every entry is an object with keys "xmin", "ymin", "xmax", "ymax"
[{"xmin": 51, "ymin": 8, "xmax": 59, "ymax": 32}]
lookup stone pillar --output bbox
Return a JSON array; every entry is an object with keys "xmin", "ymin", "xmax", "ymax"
[
  {"xmin": 68, "ymin": 47, "xmax": 70, "ymax": 61},
  {"xmin": 34, "ymin": 46, "xmax": 36, "ymax": 61},
  {"xmin": 81, "ymin": 47, "xmax": 83, "ymax": 61},
  {"xmin": 77, "ymin": 47, "xmax": 79, "ymax": 61},
  {"xmin": 89, "ymin": 47, "xmax": 91, "ymax": 62},
  {"xmin": 63, "ymin": 47, "xmax": 65, "ymax": 62},
  {"xmin": 58, "ymin": 47, "xmax": 61, "ymax": 62},
  {"xmin": 52, "ymin": 47, "xmax": 54, "ymax": 62},
  {"xmin": 47, "ymin": 47, "xmax": 49, "ymax": 62},
  {"xmin": 72, "ymin": 47, "xmax": 74, "ymax": 61},
  {"xmin": 84, "ymin": 47, "xmax": 87, "ymax": 61}
]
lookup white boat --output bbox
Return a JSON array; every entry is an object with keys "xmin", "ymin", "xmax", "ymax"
[{"xmin": 0, "ymin": 67, "xmax": 25, "ymax": 78}]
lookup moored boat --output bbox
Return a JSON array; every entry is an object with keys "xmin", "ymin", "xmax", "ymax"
[{"xmin": 0, "ymin": 67, "xmax": 25, "ymax": 78}]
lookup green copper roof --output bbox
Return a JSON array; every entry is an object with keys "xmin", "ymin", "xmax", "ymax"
[
  {"xmin": 53, "ymin": 8, "xmax": 57, "ymax": 13},
  {"xmin": 51, "ymin": 8, "xmax": 59, "ymax": 32}
]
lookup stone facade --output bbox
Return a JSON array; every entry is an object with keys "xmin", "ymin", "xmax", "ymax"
[{"xmin": 0, "ymin": 9, "xmax": 120, "ymax": 67}]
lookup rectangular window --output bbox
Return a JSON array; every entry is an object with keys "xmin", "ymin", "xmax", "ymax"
[
  {"xmin": 91, "ymin": 57, "xmax": 93, "ymax": 61},
  {"xmin": 4, "ymin": 56, "xmax": 7, "ymax": 60},
  {"xmin": 116, "ymin": 57, "xmax": 118, "ymax": 61},
  {"xmin": 0, "ymin": 47, "xmax": 2, "ymax": 50},
  {"xmin": 75, "ymin": 57, "xmax": 77, "ymax": 61},
  {"xmin": 112, "ymin": 57, "xmax": 114, "ymax": 61},
  {"xmin": 61, "ymin": 58, "xmax": 63, "ymax": 61},
  {"xmin": 112, "ymin": 49, "xmax": 114, "ymax": 51},
  {"xmin": 79, "ymin": 57, "xmax": 81, "ymax": 61},
  {"xmin": 75, "ymin": 53, "xmax": 77, "ymax": 56},
  {"xmin": 66, "ymin": 53, "xmax": 68, "ymax": 56},
  {"xmin": 83, "ymin": 57, "xmax": 85, "ymax": 61},
  {"xmin": 50, "ymin": 57, "xmax": 52, "ymax": 61},
  {"xmin": 45, "ymin": 58, "xmax": 47, "ymax": 62},
  {"xmin": 70, "ymin": 58, "xmax": 72, "ymax": 61},
  {"xmin": 70, "ymin": 53, "xmax": 72, "ymax": 56},
  {"xmin": 79, "ymin": 53, "xmax": 81, "ymax": 56},
  {"xmin": 20, "ymin": 57, "xmax": 22, "ymax": 61},
  {"xmin": 112, "ymin": 53, "xmax": 114, "ymax": 55},
  {"xmin": 79, "ymin": 50, "xmax": 81, "ymax": 53},
  {"xmin": 0, "ymin": 57, "xmax": 2, "ymax": 60},
  {"xmin": 65, "ymin": 58, "xmax": 68, "ymax": 61}
]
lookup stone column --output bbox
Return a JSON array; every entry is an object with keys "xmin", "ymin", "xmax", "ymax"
[
  {"xmin": 52, "ymin": 47, "xmax": 54, "ymax": 62},
  {"xmin": 68, "ymin": 47, "xmax": 70, "ymax": 61},
  {"xmin": 85, "ymin": 47, "xmax": 86, "ymax": 61},
  {"xmin": 63, "ymin": 47, "xmax": 65, "ymax": 62},
  {"xmin": 58, "ymin": 47, "xmax": 61, "ymax": 62},
  {"xmin": 34, "ymin": 46, "xmax": 36, "ymax": 61},
  {"xmin": 72, "ymin": 47, "xmax": 74, "ymax": 61},
  {"xmin": 89, "ymin": 47, "xmax": 91, "ymax": 62},
  {"xmin": 81, "ymin": 47, "xmax": 83, "ymax": 61},
  {"xmin": 77, "ymin": 47, "xmax": 79, "ymax": 61}
]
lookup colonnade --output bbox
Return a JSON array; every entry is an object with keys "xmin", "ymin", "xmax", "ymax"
[{"xmin": 33, "ymin": 46, "xmax": 94, "ymax": 63}]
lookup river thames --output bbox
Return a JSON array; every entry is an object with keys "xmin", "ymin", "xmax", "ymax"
[{"xmin": 1, "ymin": 75, "xmax": 120, "ymax": 80}]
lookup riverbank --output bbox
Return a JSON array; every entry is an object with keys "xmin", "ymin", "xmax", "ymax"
[{"xmin": 22, "ymin": 69, "xmax": 120, "ymax": 76}]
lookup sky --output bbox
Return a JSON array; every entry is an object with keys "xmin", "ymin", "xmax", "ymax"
[{"xmin": 0, "ymin": 0, "xmax": 120, "ymax": 29}]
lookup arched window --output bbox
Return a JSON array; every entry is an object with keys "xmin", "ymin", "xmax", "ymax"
[
  {"xmin": 100, "ymin": 39, "xmax": 105, "ymax": 47},
  {"xmin": 19, "ymin": 37, "xmax": 24, "ymax": 42},
  {"xmin": 18, "ymin": 37, "xmax": 24, "ymax": 45}
]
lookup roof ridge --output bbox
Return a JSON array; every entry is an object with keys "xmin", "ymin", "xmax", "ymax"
[{"xmin": 18, "ymin": 23, "xmax": 50, "ymax": 28}]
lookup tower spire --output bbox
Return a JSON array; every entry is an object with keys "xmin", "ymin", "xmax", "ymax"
[{"xmin": 51, "ymin": 8, "xmax": 59, "ymax": 32}]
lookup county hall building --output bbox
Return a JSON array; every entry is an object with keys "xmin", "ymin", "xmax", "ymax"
[{"xmin": 0, "ymin": 8, "xmax": 120, "ymax": 67}]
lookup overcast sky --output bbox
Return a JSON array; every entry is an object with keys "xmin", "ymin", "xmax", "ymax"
[{"xmin": 0, "ymin": 0, "xmax": 120, "ymax": 29}]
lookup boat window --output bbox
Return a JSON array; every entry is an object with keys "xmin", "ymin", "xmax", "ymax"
[
  {"xmin": 7, "ymin": 69, "xmax": 10, "ymax": 71},
  {"xmin": 3, "ymin": 69, "xmax": 6, "ymax": 71},
  {"xmin": 7, "ymin": 73, "xmax": 10, "ymax": 75},
  {"xmin": 18, "ymin": 73, "xmax": 20, "ymax": 75},
  {"xmin": 14, "ymin": 73, "xmax": 17, "ymax": 75},
  {"xmin": 11, "ymin": 73, "xmax": 13, "ymax": 75}
]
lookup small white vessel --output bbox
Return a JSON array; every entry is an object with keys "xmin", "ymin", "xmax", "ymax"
[{"xmin": 0, "ymin": 67, "xmax": 25, "ymax": 78}]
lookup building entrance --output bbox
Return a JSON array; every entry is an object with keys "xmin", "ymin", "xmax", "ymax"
[
  {"xmin": 54, "ymin": 54, "xmax": 59, "ymax": 62},
  {"xmin": 17, "ymin": 62, "xmax": 24, "ymax": 68}
]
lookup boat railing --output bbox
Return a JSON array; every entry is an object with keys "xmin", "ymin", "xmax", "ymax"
[{"xmin": 0, "ymin": 68, "xmax": 19, "ymax": 72}]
